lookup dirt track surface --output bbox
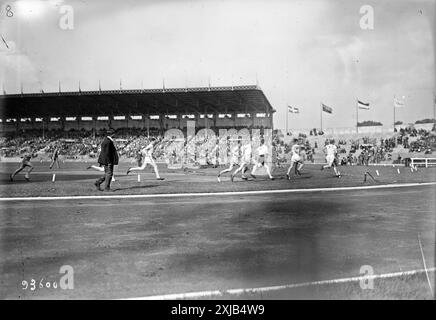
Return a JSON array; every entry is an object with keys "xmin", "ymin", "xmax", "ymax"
[
  {"xmin": 1, "ymin": 162, "xmax": 436, "ymax": 197},
  {"xmin": 1, "ymin": 183, "xmax": 435, "ymax": 299}
]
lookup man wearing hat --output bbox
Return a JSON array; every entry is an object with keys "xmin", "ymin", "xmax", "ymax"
[{"xmin": 94, "ymin": 128, "xmax": 119, "ymax": 191}]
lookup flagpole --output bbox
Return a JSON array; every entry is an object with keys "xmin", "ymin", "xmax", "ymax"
[
  {"xmin": 356, "ymin": 98, "xmax": 359, "ymax": 134},
  {"xmin": 320, "ymin": 102, "xmax": 322, "ymax": 132},
  {"xmin": 393, "ymin": 95, "xmax": 396, "ymax": 133},
  {"xmin": 433, "ymin": 92, "xmax": 435, "ymax": 123},
  {"xmin": 286, "ymin": 106, "xmax": 288, "ymax": 136}
]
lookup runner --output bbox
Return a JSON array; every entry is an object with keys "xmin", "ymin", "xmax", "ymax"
[
  {"xmin": 10, "ymin": 152, "xmax": 34, "ymax": 182},
  {"xmin": 49, "ymin": 143, "xmax": 61, "ymax": 169},
  {"xmin": 217, "ymin": 138, "xmax": 240, "ymax": 183},
  {"xmin": 126, "ymin": 137, "xmax": 165, "ymax": 180},
  {"xmin": 286, "ymin": 141, "xmax": 304, "ymax": 180},
  {"xmin": 251, "ymin": 138, "xmax": 274, "ymax": 180},
  {"xmin": 322, "ymin": 139, "xmax": 341, "ymax": 178},
  {"xmin": 231, "ymin": 141, "xmax": 252, "ymax": 182}
]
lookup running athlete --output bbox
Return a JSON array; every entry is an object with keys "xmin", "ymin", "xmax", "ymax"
[
  {"xmin": 49, "ymin": 143, "xmax": 61, "ymax": 169},
  {"xmin": 217, "ymin": 139, "xmax": 240, "ymax": 183},
  {"xmin": 126, "ymin": 137, "xmax": 165, "ymax": 180},
  {"xmin": 286, "ymin": 142, "xmax": 304, "ymax": 180},
  {"xmin": 10, "ymin": 152, "xmax": 34, "ymax": 182},
  {"xmin": 321, "ymin": 139, "xmax": 341, "ymax": 178},
  {"xmin": 86, "ymin": 164, "xmax": 104, "ymax": 172},
  {"xmin": 230, "ymin": 141, "xmax": 252, "ymax": 182},
  {"xmin": 251, "ymin": 138, "xmax": 274, "ymax": 180}
]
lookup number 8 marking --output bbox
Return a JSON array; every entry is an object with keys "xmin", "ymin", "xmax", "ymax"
[{"xmin": 6, "ymin": 5, "xmax": 14, "ymax": 17}]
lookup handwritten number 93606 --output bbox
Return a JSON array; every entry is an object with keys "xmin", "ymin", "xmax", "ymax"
[{"xmin": 22, "ymin": 278, "xmax": 59, "ymax": 291}]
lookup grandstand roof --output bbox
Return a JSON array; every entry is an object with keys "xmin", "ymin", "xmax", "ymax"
[{"xmin": 0, "ymin": 85, "xmax": 275, "ymax": 118}]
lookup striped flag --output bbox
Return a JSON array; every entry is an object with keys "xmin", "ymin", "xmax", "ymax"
[
  {"xmin": 322, "ymin": 103, "xmax": 332, "ymax": 114},
  {"xmin": 288, "ymin": 105, "xmax": 300, "ymax": 113},
  {"xmin": 394, "ymin": 96, "xmax": 405, "ymax": 108},
  {"xmin": 357, "ymin": 100, "xmax": 370, "ymax": 110}
]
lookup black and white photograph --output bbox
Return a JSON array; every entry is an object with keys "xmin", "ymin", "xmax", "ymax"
[{"xmin": 0, "ymin": 0, "xmax": 435, "ymax": 304}]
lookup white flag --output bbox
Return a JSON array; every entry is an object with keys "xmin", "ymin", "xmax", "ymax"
[{"xmin": 394, "ymin": 96, "xmax": 405, "ymax": 108}]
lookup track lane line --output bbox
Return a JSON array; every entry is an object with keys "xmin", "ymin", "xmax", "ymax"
[
  {"xmin": 0, "ymin": 181, "xmax": 435, "ymax": 201},
  {"xmin": 120, "ymin": 267, "xmax": 436, "ymax": 300}
]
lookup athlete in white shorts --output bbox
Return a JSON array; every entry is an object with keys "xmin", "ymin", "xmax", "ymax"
[
  {"xmin": 286, "ymin": 143, "xmax": 304, "ymax": 180},
  {"xmin": 322, "ymin": 139, "xmax": 341, "ymax": 177},
  {"xmin": 231, "ymin": 142, "xmax": 252, "ymax": 182},
  {"xmin": 251, "ymin": 139, "xmax": 274, "ymax": 180},
  {"xmin": 126, "ymin": 138, "xmax": 164, "ymax": 180},
  {"xmin": 217, "ymin": 139, "xmax": 240, "ymax": 182}
]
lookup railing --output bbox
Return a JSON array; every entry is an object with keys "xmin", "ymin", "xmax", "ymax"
[{"xmin": 410, "ymin": 158, "xmax": 436, "ymax": 168}]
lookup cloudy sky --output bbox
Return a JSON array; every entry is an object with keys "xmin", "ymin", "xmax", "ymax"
[{"xmin": 0, "ymin": 0, "xmax": 435, "ymax": 130}]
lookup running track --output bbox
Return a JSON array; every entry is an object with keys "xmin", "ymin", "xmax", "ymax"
[{"xmin": 0, "ymin": 184, "xmax": 435, "ymax": 299}]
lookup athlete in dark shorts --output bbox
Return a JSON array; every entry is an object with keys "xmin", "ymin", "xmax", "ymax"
[
  {"xmin": 49, "ymin": 144, "xmax": 61, "ymax": 169},
  {"xmin": 10, "ymin": 153, "xmax": 34, "ymax": 182}
]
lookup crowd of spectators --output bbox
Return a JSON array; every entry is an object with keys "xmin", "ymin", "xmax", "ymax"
[{"xmin": 1, "ymin": 125, "xmax": 435, "ymax": 166}]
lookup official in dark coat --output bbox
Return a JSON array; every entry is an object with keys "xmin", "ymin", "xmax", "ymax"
[{"xmin": 94, "ymin": 128, "xmax": 119, "ymax": 191}]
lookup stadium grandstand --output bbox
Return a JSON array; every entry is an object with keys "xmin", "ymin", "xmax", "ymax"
[
  {"xmin": 0, "ymin": 84, "xmax": 274, "ymax": 134},
  {"xmin": 1, "ymin": 84, "xmax": 435, "ymax": 168}
]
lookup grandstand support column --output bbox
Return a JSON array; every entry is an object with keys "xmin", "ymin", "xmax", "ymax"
[
  {"xmin": 204, "ymin": 106, "xmax": 207, "ymax": 129},
  {"xmin": 146, "ymin": 114, "xmax": 150, "ymax": 138},
  {"xmin": 42, "ymin": 118, "xmax": 46, "ymax": 138},
  {"xmin": 159, "ymin": 113, "xmax": 164, "ymax": 135},
  {"xmin": 61, "ymin": 116, "xmax": 66, "ymax": 132},
  {"xmin": 93, "ymin": 117, "xmax": 97, "ymax": 133}
]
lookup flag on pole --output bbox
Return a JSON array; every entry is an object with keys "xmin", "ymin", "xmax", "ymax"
[
  {"xmin": 357, "ymin": 100, "xmax": 370, "ymax": 110},
  {"xmin": 288, "ymin": 105, "xmax": 300, "ymax": 113},
  {"xmin": 394, "ymin": 96, "xmax": 405, "ymax": 108},
  {"xmin": 322, "ymin": 103, "xmax": 332, "ymax": 114}
]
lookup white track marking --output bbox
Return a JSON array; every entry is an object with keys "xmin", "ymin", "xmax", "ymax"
[
  {"xmin": 121, "ymin": 267, "xmax": 436, "ymax": 300},
  {"xmin": 418, "ymin": 233, "xmax": 434, "ymax": 297},
  {"xmin": 1, "ymin": 182, "xmax": 435, "ymax": 202}
]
